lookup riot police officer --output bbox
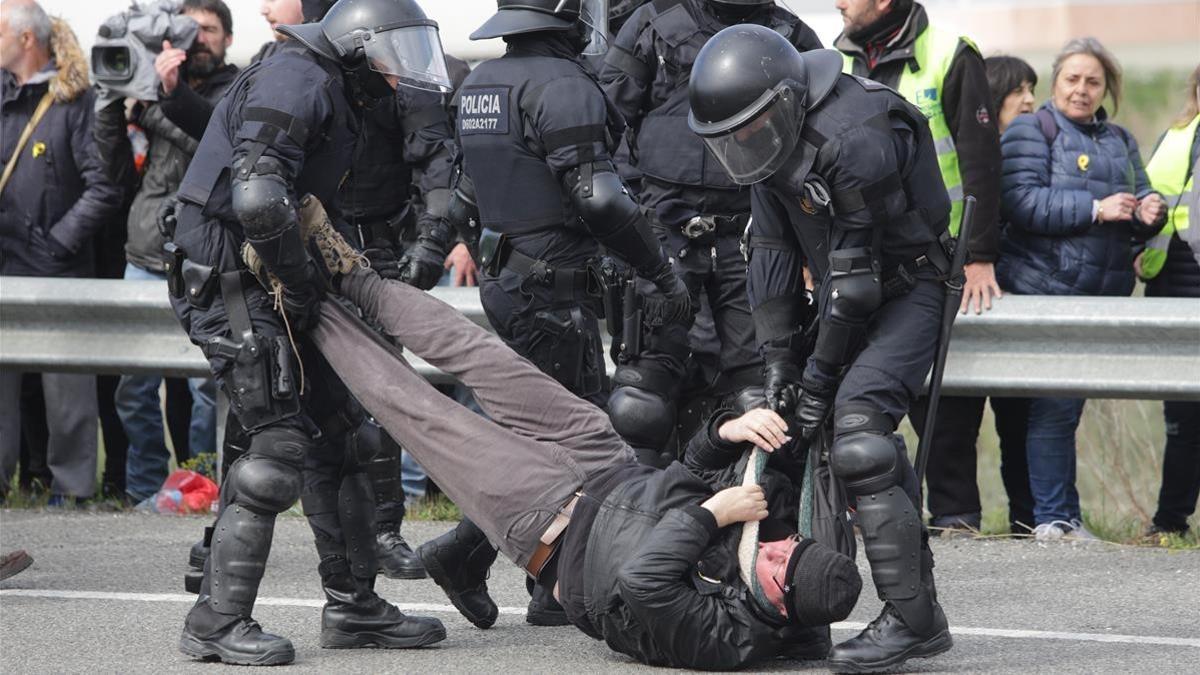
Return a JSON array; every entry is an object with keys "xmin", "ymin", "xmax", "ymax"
[
  {"xmin": 599, "ymin": 0, "xmax": 822, "ymax": 466},
  {"xmin": 423, "ymin": 0, "xmax": 690, "ymax": 629},
  {"xmin": 688, "ymin": 26, "xmax": 954, "ymax": 672},
  {"xmin": 167, "ymin": 0, "xmax": 452, "ymax": 664}
]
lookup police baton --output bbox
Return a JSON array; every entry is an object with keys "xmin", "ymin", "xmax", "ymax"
[{"xmin": 914, "ymin": 195, "xmax": 976, "ymax": 506}]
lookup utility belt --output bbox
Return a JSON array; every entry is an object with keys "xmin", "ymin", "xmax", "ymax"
[
  {"xmin": 679, "ymin": 213, "xmax": 751, "ymax": 240},
  {"xmin": 479, "ymin": 229, "xmax": 606, "ymax": 303},
  {"xmin": 880, "ymin": 232, "xmax": 954, "ymax": 300},
  {"xmin": 525, "ymin": 493, "xmax": 581, "ymax": 578}
]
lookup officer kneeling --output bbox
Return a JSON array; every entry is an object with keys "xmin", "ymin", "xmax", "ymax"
[{"xmin": 688, "ymin": 26, "xmax": 955, "ymax": 672}]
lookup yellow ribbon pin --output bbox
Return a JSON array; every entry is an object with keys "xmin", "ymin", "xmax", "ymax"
[
  {"xmin": 1077, "ymin": 153, "xmax": 1090, "ymax": 171},
  {"xmin": 32, "ymin": 141, "xmax": 46, "ymax": 158}
]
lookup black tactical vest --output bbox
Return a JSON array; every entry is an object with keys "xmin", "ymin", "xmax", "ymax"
[
  {"xmin": 176, "ymin": 44, "xmax": 357, "ymax": 232},
  {"xmin": 764, "ymin": 75, "xmax": 951, "ymax": 280},
  {"xmin": 455, "ymin": 54, "xmax": 621, "ymax": 235},
  {"xmin": 626, "ymin": 0, "xmax": 816, "ymax": 189}
]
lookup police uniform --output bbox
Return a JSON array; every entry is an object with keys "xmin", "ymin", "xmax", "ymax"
[
  {"xmin": 169, "ymin": 23, "xmax": 445, "ymax": 661},
  {"xmin": 686, "ymin": 27, "xmax": 955, "ymax": 669},
  {"xmin": 599, "ymin": 0, "xmax": 823, "ymax": 460},
  {"xmin": 456, "ymin": 41, "xmax": 630, "ymax": 405}
]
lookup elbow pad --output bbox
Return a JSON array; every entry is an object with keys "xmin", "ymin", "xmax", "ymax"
[
  {"xmin": 231, "ymin": 159, "xmax": 298, "ymax": 240},
  {"xmin": 568, "ymin": 166, "xmax": 664, "ymax": 274}
]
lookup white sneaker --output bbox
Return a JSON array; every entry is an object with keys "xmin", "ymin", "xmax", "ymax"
[
  {"xmin": 1033, "ymin": 521, "xmax": 1070, "ymax": 541},
  {"xmin": 1065, "ymin": 519, "xmax": 1099, "ymax": 541}
]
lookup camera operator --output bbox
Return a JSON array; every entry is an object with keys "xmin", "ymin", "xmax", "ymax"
[{"xmin": 92, "ymin": 0, "xmax": 237, "ymax": 506}]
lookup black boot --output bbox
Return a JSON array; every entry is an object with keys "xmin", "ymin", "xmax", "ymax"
[
  {"xmin": 829, "ymin": 488, "xmax": 951, "ymax": 673},
  {"xmin": 180, "ymin": 600, "xmax": 295, "ymax": 666},
  {"xmin": 376, "ymin": 520, "xmax": 426, "ymax": 580},
  {"xmin": 416, "ymin": 518, "xmax": 499, "ymax": 629},
  {"xmin": 183, "ymin": 528, "xmax": 211, "ymax": 595},
  {"xmin": 319, "ymin": 557, "xmax": 447, "ymax": 649},
  {"xmin": 525, "ymin": 576, "xmax": 569, "ymax": 626}
]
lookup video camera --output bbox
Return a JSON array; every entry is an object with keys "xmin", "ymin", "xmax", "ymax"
[{"xmin": 91, "ymin": 0, "xmax": 198, "ymax": 105}]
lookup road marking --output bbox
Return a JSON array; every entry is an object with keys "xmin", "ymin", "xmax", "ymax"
[{"xmin": 3, "ymin": 589, "xmax": 1199, "ymax": 648}]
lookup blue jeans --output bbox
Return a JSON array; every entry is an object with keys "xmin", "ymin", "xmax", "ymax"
[
  {"xmin": 1025, "ymin": 397, "xmax": 1086, "ymax": 525},
  {"xmin": 118, "ymin": 263, "xmax": 218, "ymax": 501}
]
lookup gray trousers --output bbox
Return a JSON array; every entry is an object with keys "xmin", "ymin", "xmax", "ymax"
[
  {"xmin": 312, "ymin": 269, "xmax": 636, "ymax": 569},
  {"xmin": 0, "ymin": 370, "xmax": 98, "ymax": 497}
]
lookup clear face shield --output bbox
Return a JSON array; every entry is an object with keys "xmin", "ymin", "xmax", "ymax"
[
  {"xmin": 700, "ymin": 87, "xmax": 802, "ymax": 185},
  {"xmin": 567, "ymin": 0, "xmax": 609, "ymax": 56},
  {"xmin": 363, "ymin": 23, "xmax": 453, "ymax": 93}
]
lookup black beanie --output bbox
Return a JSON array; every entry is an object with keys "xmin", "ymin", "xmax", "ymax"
[{"xmin": 784, "ymin": 538, "xmax": 862, "ymax": 626}]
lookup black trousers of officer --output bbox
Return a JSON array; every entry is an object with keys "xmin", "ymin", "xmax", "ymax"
[
  {"xmin": 479, "ymin": 265, "xmax": 608, "ymax": 407},
  {"xmin": 908, "ymin": 395, "xmax": 1034, "ymax": 532},
  {"xmin": 176, "ymin": 281, "xmax": 379, "ymax": 631},
  {"xmin": 1154, "ymin": 400, "xmax": 1200, "ymax": 533},
  {"xmin": 830, "ymin": 276, "xmax": 944, "ymax": 633}
]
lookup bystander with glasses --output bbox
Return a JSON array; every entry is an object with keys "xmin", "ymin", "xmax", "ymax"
[{"xmin": 997, "ymin": 37, "xmax": 1167, "ymax": 541}]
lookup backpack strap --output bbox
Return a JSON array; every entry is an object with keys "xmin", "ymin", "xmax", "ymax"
[{"xmin": 1035, "ymin": 107, "xmax": 1058, "ymax": 145}]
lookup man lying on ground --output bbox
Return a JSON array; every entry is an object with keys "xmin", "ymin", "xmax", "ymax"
[{"xmin": 243, "ymin": 214, "xmax": 861, "ymax": 670}]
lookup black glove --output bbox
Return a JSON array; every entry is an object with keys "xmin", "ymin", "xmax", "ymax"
[
  {"xmin": 763, "ymin": 353, "xmax": 803, "ymax": 416},
  {"xmin": 156, "ymin": 195, "xmax": 179, "ymax": 240},
  {"xmin": 642, "ymin": 263, "xmax": 691, "ymax": 325},
  {"xmin": 795, "ymin": 369, "xmax": 837, "ymax": 442},
  {"xmin": 280, "ymin": 263, "xmax": 325, "ymax": 332},
  {"xmin": 362, "ymin": 240, "xmax": 402, "ymax": 280},
  {"xmin": 398, "ymin": 219, "xmax": 453, "ymax": 290}
]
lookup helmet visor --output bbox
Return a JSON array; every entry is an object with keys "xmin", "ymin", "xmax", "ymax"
[
  {"xmin": 701, "ymin": 89, "xmax": 801, "ymax": 185},
  {"xmin": 364, "ymin": 24, "xmax": 452, "ymax": 93},
  {"xmin": 576, "ymin": 0, "xmax": 610, "ymax": 57}
]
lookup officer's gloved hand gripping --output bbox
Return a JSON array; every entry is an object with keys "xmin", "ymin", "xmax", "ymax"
[
  {"xmin": 568, "ymin": 165, "xmax": 690, "ymax": 322},
  {"xmin": 232, "ymin": 157, "xmax": 327, "ymax": 330}
]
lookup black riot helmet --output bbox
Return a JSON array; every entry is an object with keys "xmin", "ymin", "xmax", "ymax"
[
  {"xmin": 471, "ymin": 0, "xmax": 610, "ymax": 57},
  {"xmin": 688, "ymin": 25, "xmax": 842, "ymax": 185},
  {"xmin": 279, "ymin": 0, "xmax": 452, "ymax": 94}
]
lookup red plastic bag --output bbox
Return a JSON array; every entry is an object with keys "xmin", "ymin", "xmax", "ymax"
[{"xmin": 152, "ymin": 470, "xmax": 219, "ymax": 514}]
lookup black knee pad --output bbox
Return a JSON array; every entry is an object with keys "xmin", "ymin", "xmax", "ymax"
[
  {"xmin": 227, "ymin": 426, "xmax": 310, "ymax": 513},
  {"xmin": 830, "ymin": 431, "xmax": 905, "ymax": 497},
  {"xmin": 608, "ymin": 385, "xmax": 675, "ymax": 450}
]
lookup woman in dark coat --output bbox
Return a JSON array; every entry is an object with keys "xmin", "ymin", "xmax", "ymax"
[{"xmin": 997, "ymin": 37, "xmax": 1167, "ymax": 541}]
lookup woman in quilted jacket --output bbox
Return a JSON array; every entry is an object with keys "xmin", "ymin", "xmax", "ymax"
[{"xmin": 996, "ymin": 37, "xmax": 1167, "ymax": 541}]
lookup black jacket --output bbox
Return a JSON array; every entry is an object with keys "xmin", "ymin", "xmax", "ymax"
[
  {"xmin": 93, "ymin": 65, "xmax": 237, "ymax": 271},
  {"xmin": 560, "ymin": 413, "xmax": 801, "ymax": 670},
  {"xmin": 1, "ymin": 40, "xmax": 120, "ymax": 277},
  {"xmin": 836, "ymin": 2, "xmax": 1001, "ymax": 262}
]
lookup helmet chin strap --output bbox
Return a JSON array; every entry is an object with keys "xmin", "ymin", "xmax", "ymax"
[
  {"xmin": 565, "ymin": 21, "xmax": 591, "ymax": 55},
  {"xmin": 346, "ymin": 60, "xmax": 393, "ymax": 109}
]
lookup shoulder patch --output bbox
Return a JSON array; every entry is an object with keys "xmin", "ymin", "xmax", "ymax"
[{"xmin": 458, "ymin": 86, "xmax": 510, "ymax": 136}]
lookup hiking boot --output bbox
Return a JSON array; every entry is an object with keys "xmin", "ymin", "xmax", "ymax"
[
  {"xmin": 0, "ymin": 550, "xmax": 33, "ymax": 581},
  {"xmin": 376, "ymin": 521, "xmax": 426, "ymax": 580},
  {"xmin": 828, "ymin": 602, "xmax": 952, "ymax": 673},
  {"xmin": 180, "ymin": 602, "xmax": 294, "ymax": 666},
  {"xmin": 319, "ymin": 558, "xmax": 445, "ymax": 649},
  {"xmin": 298, "ymin": 194, "xmax": 368, "ymax": 283},
  {"xmin": 416, "ymin": 519, "xmax": 499, "ymax": 629}
]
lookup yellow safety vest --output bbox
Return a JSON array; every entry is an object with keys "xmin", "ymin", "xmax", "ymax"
[
  {"xmin": 842, "ymin": 25, "xmax": 974, "ymax": 235},
  {"xmin": 1141, "ymin": 114, "xmax": 1198, "ymax": 280}
]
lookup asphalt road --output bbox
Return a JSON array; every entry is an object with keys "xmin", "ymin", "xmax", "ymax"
[{"xmin": 1, "ymin": 511, "xmax": 1197, "ymax": 673}]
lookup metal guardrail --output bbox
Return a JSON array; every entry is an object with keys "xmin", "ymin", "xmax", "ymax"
[{"xmin": 2, "ymin": 277, "xmax": 1198, "ymax": 400}]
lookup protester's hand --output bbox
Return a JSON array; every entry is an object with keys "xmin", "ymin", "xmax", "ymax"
[
  {"xmin": 1137, "ymin": 193, "xmax": 1166, "ymax": 225},
  {"xmin": 445, "ymin": 242, "xmax": 477, "ymax": 287},
  {"xmin": 1133, "ymin": 251, "xmax": 1145, "ymax": 278},
  {"xmin": 155, "ymin": 40, "xmax": 187, "ymax": 96},
  {"xmin": 701, "ymin": 484, "xmax": 769, "ymax": 528},
  {"xmin": 1097, "ymin": 193, "xmax": 1137, "ymax": 222},
  {"xmin": 960, "ymin": 261, "xmax": 1003, "ymax": 314},
  {"xmin": 718, "ymin": 408, "xmax": 791, "ymax": 452}
]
